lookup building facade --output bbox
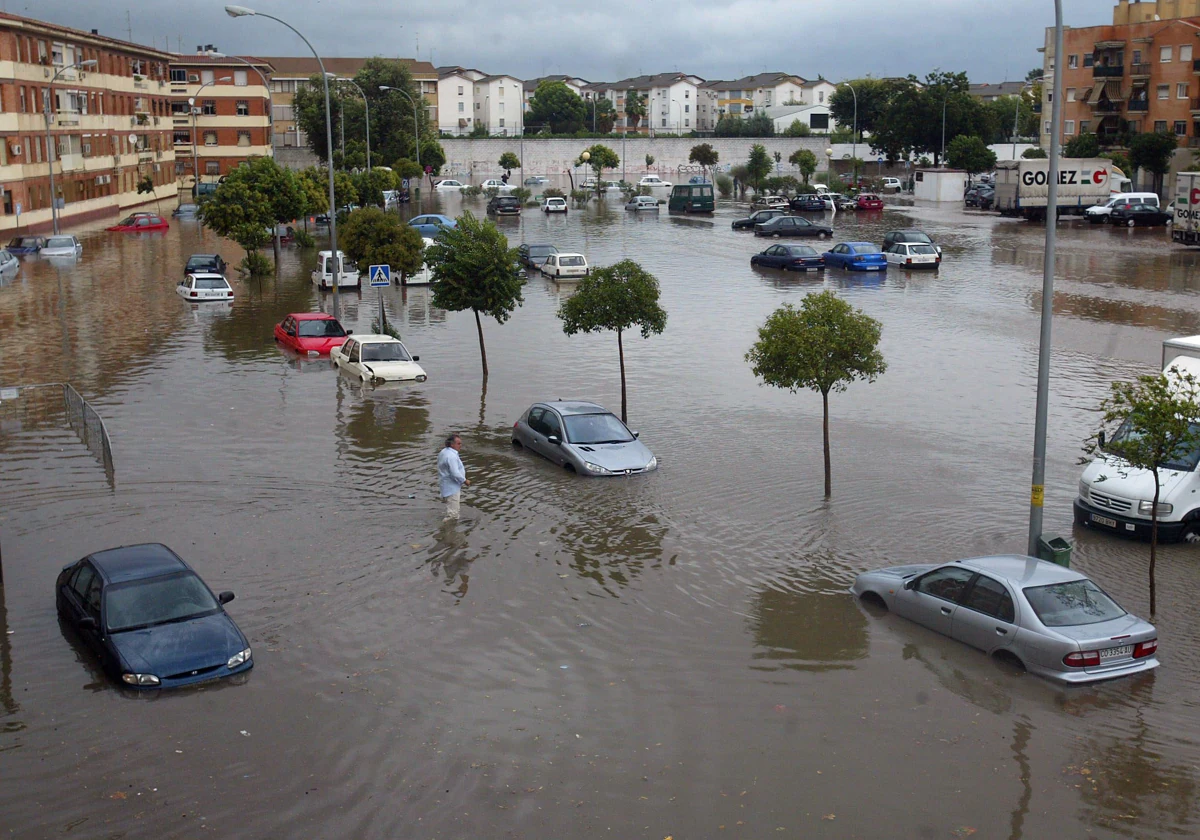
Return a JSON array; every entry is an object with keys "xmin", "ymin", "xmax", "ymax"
[
  {"xmin": 0, "ymin": 12, "xmax": 177, "ymax": 234},
  {"xmin": 168, "ymin": 53, "xmax": 273, "ymax": 183}
]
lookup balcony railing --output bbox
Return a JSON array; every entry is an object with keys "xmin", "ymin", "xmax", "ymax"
[
  {"xmin": 1130, "ymin": 63, "xmax": 1151, "ymax": 77},
  {"xmin": 1093, "ymin": 65, "xmax": 1124, "ymax": 78},
  {"xmin": 1193, "ymin": 59, "xmax": 1200, "ymax": 72},
  {"xmin": 1127, "ymin": 100, "xmax": 1149, "ymax": 112},
  {"xmin": 1091, "ymin": 100, "xmax": 1123, "ymax": 113},
  {"xmin": 1189, "ymin": 136, "xmax": 1200, "ymax": 147}
]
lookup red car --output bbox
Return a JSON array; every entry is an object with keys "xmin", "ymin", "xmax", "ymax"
[
  {"xmin": 274, "ymin": 313, "xmax": 350, "ymax": 355},
  {"xmin": 107, "ymin": 213, "xmax": 169, "ymax": 232},
  {"xmin": 855, "ymin": 193, "xmax": 884, "ymax": 211}
]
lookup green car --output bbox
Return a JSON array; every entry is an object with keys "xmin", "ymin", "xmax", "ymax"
[{"xmin": 668, "ymin": 183, "xmax": 714, "ymax": 213}]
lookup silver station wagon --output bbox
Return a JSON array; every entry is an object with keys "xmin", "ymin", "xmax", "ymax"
[{"xmin": 851, "ymin": 555, "xmax": 1158, "ymax": 685}]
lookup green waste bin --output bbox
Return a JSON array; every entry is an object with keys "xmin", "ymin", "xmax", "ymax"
[{"xmin": 1037, "ymin": 536, "xmax": 1072, "ymax": 568}]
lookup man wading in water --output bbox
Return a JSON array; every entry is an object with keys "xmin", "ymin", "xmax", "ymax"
[{"xmin": 437, "ymin": 434, "xmax": 469, "ymax": 522}]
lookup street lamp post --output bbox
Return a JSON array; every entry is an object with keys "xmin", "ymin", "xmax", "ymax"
[
  {"xmin": 1012, "ymin": 80, "xmax": 1036, "ymax": 160},
  {"xmin": 842, "ymin": 82, "xmax": 858, "ymax": 182},
  {"xmin": 226, "ymin": 5, "xmax": 343, "ymax": 319},
  {"xmin": 941, "ymin": 95, "xmax": 948, "ymax": 165},
  {"xmin": 379, "ymin": 84, "xmax": 422, "ymax": 200},
  {"xmin": 671, "ymin": 99, "xmax": 681, "ymax": 135},
  {"xmin": 190, "ymin": 75, "xmax": 232, "ymax": 196},
  {"xmin": 1027, "ymin": 0, "xmax": 1065, "ymax": 556},
  {"xmin": 44, "ymin": 59, "xmax": 97, "ymax": 234},
  {"xmin": 335, "ymin": 77, "xmax": 370, "ymax": 172}
]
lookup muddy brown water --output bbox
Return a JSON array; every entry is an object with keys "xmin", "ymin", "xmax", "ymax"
[{"xmin": 2, "ymin": 195, "xmax": 1200, "ymax": 838}]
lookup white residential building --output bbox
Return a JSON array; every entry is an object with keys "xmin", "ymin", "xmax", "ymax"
[
  {"xmin": 436, "ymin": 66, "xmax": 485, "ymax": 135},
  {"xmin": 473, "ymin": 74, "xmax": 524, "ymax": 135}
]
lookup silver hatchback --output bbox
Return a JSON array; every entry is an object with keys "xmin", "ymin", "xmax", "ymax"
[
  {"xmin": 513, "ymin": 401, "xmax": 658, "ymax": 476},
  {"xmin": 851, "ymin": 555, "xmax": 1158, "ymax": 685}
]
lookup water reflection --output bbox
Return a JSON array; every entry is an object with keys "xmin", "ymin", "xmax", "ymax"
[
  {"xmin": 333, "ymin": 375, "xmax": 430, "ymax": 455},
  {"xmin": 747, "ymin": 571, "xmax": 867, "ymax": 672},
  {"xmin": 0, "ymin": 577, "xmax": 19, "ymax": 734}
]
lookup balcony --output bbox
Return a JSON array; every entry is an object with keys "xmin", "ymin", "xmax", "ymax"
[
  {"xmin": 1130, "ymin": 63, "xmax": 1151, "ymax": 77},
  {"xmin": 1093, "ymin": 65, "xmax": 1124, "ymax": 78},
  {"xmin": 1190, "ymin": 136, "xmax": 1200, "ymax": 147},
  {"xmin": 1091, "ymin": 100, "xmax": 1123, "ymax": 113},
  {"xmin": 58, "ymin": 153, "xmax": 83, "ymax": 172},
  {"xmin": 1194, "ymin": 59, "xmax": 1200, "ymax": 73},
  {"xmin": 1127, "ymin": 99, "xmax": 1149, "ymax": 112}
]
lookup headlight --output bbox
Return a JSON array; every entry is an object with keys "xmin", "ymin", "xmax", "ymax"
[
  {"xmin": 1138, "ymin": 500, "xmax": 1173, "ymax": 516},
  {"xmin": 122, "ymin": 673, "xmax": 160, "ymax": 686},
  {"xmin": 645, "ymin": 456, "xmax": 658, "ymax": 470},
  {"xmin": 583, "ymin": 462, "xmax": 612, "ymax": 475},
  {"xmin": 1078, "ymin": 480, "xmax": 1090, "ymax": 501},
  {"xmin": 416, "ymin": 375, "xmax": 427, "ymax": 382},
  {"xmin": 227, "ymin": 647, "xmax": 252, "ymax": 669}
]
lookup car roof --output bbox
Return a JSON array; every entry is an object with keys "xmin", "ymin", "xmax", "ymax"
[
  {"xmin": 88, "ymin": 543, "xmax": 188, "ymax": 583},
  {"xmin": 187, "ymin": 254, "xmax": 220, "ymax": 259},
  {"xmin": 348, "ymin": 333, "xmax": 402, "ymax": 344},
  {"xmin": 539, "ymin": 400, "xmax": 609, "ymax": 416},
  {"xmin": 954, "ymin": 554, "xmax": 1085, "ymax": 586},
  {"xmin": 845, "ymin": 241, "xmax": 875, "ymax": 248},
  {"xmin": 291, "ymin": 312, "xmax": 336, "ymax": 320},
  {"xmin": 187, "ymin": 272, "xmax": 227, "ymax": 280}
]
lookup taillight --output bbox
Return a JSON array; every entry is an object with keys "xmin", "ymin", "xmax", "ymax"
[
  {"xmin": 854, "ymin": 255, "xmax": 863, "ymax": 261},
  {"xmin": 1063, "ymin": 650, "xmax": 1101, "ymax": 667},
  {"xmin": 190, "ymin": 291, "xmax": 198, "ymax": 297},
  {"xmin": 514, "ymin": 421, "xmax": 520, "ymax": 428},
  {"xmin": 906, "ymin": 258, "xmax": 912, "ymax": 265},
  {"xmin": 1133, "ymin": 639, "xmax": 1158, "ymax": 659}
]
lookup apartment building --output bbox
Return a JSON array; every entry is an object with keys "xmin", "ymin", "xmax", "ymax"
[
  {"xmin": 702, "ymin": 73, "xmax": 809, "ymax": 117},
  {"xmin": 1041, "ymin": 0, "xmax": 1200, "ymax": 148},
  {"xmin": 437, "ymin": 67, "xmax": 524, "ymax": 135},
  {"xmin": 168, "ymin": 52, "xmax": 273, "ymax": 184},
  {"xmin": 0, "ymin": 12, "xmax": 177, "ymax": 234},
  {"xmin": 588, "ymin": 73, "xmax": 706, "ymax": 134},
  {"xmin": 264, "ymin": 56, "xmax": 437, "ymax": 147}
]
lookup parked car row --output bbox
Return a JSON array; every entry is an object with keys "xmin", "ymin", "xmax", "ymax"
[{"xmin": 748, "ymin": 229, "xmax": 943, "ymax": 274}]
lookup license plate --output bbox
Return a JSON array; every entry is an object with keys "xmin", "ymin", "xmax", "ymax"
[
  {"xmin": 1091, "ymin": 513, "xmax": 1118, "ymax": 528},
  {"xmin": 1099, "ymin": 645, "xmax": 1133, "ymax": 660},
  {"xmin": 805, "ymin": 267, "xmax": 818, "ymax": 272},
  {"xmin": 866, "ymin": 265, "xmax": 880, "ymax": 270}
]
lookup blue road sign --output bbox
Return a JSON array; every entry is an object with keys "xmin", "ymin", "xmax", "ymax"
[{"xmin": 369, "ymin": 264, "xmax": 391, "ymax": 287}]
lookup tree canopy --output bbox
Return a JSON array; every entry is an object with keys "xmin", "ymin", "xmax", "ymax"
[
  {"xmin": 527, "ymin": 80, "xmax": 586, "ymax": 134},
  {"xmin": 747, "ymin": 144, "xmax": 773, "ymax": 192},
  {"xmin": 624, "ymin": 90, "xmax": 646, "ymax": 129},
  {"xmin": 1129, "ymin": 131, "xmax": 1180, "ymax": 192},
  {"xmin": 340, "ymin": 206, "xmax": 425, "ymax": 282},
  {"xmin": 789, "ymin": 148, "xmax": 818, "ymax": 184},
  {"xmin": 559, "ymin": 259, "xmax": 667, "ymax": 422},
  {"xmin": 715, "ymin": 112, "xmax": 775, "ymax": 137},
  {"xmin": 782, "ymin": 119, "xmax": 811, "ymax": 137},
  {"xmin": 945, "ymin": 135, "xmax": 997, "ymax": 174},
  {"xmin": 498, "ymin": 151, "xmax": 521, "ymax": 172},
  {"xmin": 583, "ymin": 144, "xmax": 620, "ymax": 193},
  {"xmin": 594, "ymin": 98, "xmax": 617, "ymax": 134},
  {"xmin": 199, "ymin": 157, "xmax": 304, "ymax": 274},
  {"xmin": 689, "ymin": 143, "xmax": 719, "ymax": 175},
  {"xmin": 1063, "ymin": 132, "xmax": 1101, "ymax": 158},
  {"xmin": 746, "ymin": 292, "xmax": 886, "ymax": 496},
  {"xmin": 353, "ymin": 168, "xmax": 397, "ymax": 208}
]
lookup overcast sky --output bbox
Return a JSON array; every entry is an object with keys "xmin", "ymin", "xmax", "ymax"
[{"xmin": 25, "ymin": 0, "xmax": 1110, "ymax": 83}]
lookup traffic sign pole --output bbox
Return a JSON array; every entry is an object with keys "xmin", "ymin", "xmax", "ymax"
[{"xmin": 368, "ymin": 264, "xmax": 391, "ymax": 334}]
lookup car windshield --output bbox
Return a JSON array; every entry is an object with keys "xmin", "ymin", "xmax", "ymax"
[
  {"xmin": 297, "ymin": 319, "xmax": 346, "ymax": 338},
  {"xmin": 560, "ymin": 256, "xmax": 585, "ymax": 266},
  {"xmin": 361, "ymin": 342, "xmax": 411, "ymax": 362},
  {"xmin": 910, "ymin": 244, "xmax": 937, "ymax": 254},
  {"xmin": 564, "ymin": 412, "xmax": 634, "ymax": 444},
  {"xmin": 1109, "ymin": 418, "xmax": 1200, "ymax": 471},
  {"xmin": 45, "ymin": 237, "xmax": 75, "ymax": 249},
  {"xmin": 196, "ymin": 278, "xmax": 228, "ymax": 290},
  {"xmin": 115, "ymin": 216, "xmax": 137, "ymax": 225},
  {"xmin": 902, "ymin": 232, "xmax": 933, "ymax": 244},
  {"xmin": 529, "ymin": 246, "xmax": 556, "ymax": 257},
  {"xmin": 104, "ymin": 572, "xmax": 221, "ymax": 632},
  {"xmin": 10, "ymin": 238, "xmax": 37, "ymax": 247},
  {"xmin": 1023, "ymin": 579, "xmax": 1127, "ymax": 627}
]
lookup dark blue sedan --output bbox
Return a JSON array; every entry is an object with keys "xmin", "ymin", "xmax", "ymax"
[
  {"xmin": 750, "ymin": 243, "xmax": 825, "ymax": 272},
  {"xmin": 55, "ymin": 543, "xmax": 252, "ymax": 689},
  {"xmin": 7, "ymin": 236, "xmax": 46, "ymax": 254},
  {"xmin": 823, "ymin": 241, "xmax": 888, "ymax": 271}
]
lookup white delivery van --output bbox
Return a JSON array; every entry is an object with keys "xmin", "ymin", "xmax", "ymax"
[
  {"xmin": 311, "ymin": 250, "xmax": 360, "ymax": 290},
  {"xmin": 1075, "ymin": 335, "xmax": 1200, "ymax": 542},
  {"xmin": 1084, "ymin": 192, "xmax": 1161, "ymax": 223}
]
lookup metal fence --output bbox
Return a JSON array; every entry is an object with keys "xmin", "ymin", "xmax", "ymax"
[{"xmin": 0, "ymin": 382, "xmax": 114, "ymax": 486}]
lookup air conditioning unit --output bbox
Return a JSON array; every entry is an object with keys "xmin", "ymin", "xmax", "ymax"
[
  {"xmin": 79, "ymin": 72, "xmax": 87, "ymax": 80},
  {"xmin": 188, "ymin": 74, "xmax": 199, "ymax": 82},
  {"xmin": 43, "ymin": 68, "xmax": 50, "ymax": 78},
  {"xmin": 9, "ymin": 141, "xmax": 21, "ymax": 156}
]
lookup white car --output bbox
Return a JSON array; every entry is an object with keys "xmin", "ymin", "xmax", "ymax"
[
  {"xmin": 881, "ymin": 177, "xmax": 903, "ymax": 191},
  {"xmin": 542, "ymin": 196, "xmax": 568, "ymax": 213},
  {"xmin": 480, "ymin": 179, "xmax": 515, "ymax": 193},
  {"xmin": 312, "ymin": 250, "xmax": 360, "ymax": 290},
  {"xmin": 40, "ymin": 234, "xmax": 82, "ymax": 257},
  {"xmin": 752, "ymin": 195, "xmax": 789, "ymax": 210},
  {"xmin": 434, "ymin": 179, "xmax": 466, "ymax": 192},
  {"xmin": 177, "ymin": 272, "xmax": 234, "ymax": 301},
  {"xmin": 541, "ymin": 252, "xmax": 589, "ymax": 279},
  {"xmin": 885, "ymin": 242, "xmax": 941, "ymax": 269},
  {"xmin": 638, "ymin": 175, "xmax": 672, "ymax": 189},
  {"xmin": 625, "ymin": 195, "xmax": 660, "ymax": 211},
  {"xmin": 332, "ymin": 334, "xmax": 427, "ymax": 384}
]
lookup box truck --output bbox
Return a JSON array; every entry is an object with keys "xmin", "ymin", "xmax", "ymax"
[
  {"xmin": 1171, "ymin": 171, "xmax": 1200, "ymax": 246},
  {"xmin": 994, "ymin": 159, "xmax": 1132, "ymax": 220}
]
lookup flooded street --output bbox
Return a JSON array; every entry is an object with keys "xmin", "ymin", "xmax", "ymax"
[{"xmin": 3, "ymin": 193, "xmax": 1200, "ymax": 838}]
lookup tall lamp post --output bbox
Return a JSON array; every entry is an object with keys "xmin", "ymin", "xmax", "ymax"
[
  {"xmin": 44, "ymin": 59, "xmax": 97, "ymax": 234},
  {"xmin": 671, "ymin": 99, "xmax": 681, "ymax": 135},
  {"xmin": 225, "ymin": 5, "xmax": 342, "ymax": 319},
  {"xmin": 941, "ymin": 92, "xmax": 949, "ymax": 165},
  {"xmin": 1012, "ymin": 81, "xmax": 1036, "ymax": 160},
  {"xmin": 190, "ymin": 75, "xmax": 232, "ymax": 195},
  {"xmin": 841, "ymin": 82, "xmax": 858, "ymax": 182},
  {"xmin": 1027, "ymin": 0, "xmax": 1065, "ymax": 556},
  {"xmin": 379, "ymin": 84, "xmax": 422, "ymax": 199},
  {"xmin": 335, "ymin": 77, "xmax": 370, "ymax": 172}
]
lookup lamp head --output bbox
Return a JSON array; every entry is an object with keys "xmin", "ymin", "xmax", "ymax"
[
  {"xmin": 379, "ymin": 85, "xmax": 392, "ymax": 91},
  {"xmin": 80, "ymin": 59, "xmax": 98, "ymax": 68},
  {"xmin": 218, "ymin": 76, "xmax": 233, "ymax": 82},
  {"xmin": 581, "ymin": 151, "xmax": 590, "ymax": 161},
  {"xmin": 225, "ymin": 5, "xmax": 256, "ymax": 17},
  {"xmin": 207, "ymin": 51, "xmax": 228, "ymax": 58},
  {"xmin": 825, "ymin": 148, "xmax": 833, "ymax": 157}
]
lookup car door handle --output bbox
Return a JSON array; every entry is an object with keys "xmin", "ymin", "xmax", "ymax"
[
  {"xmin": 940, "ymin": 607, "xmax": 953, "ymax": 616},
  {"xmin": 995, "ymin": 627, "xmax": 1008, "ymax": 635}
]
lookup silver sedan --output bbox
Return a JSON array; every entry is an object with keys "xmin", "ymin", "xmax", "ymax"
[
  {"xmin": 851, "ymin": 555, "xmax": 1158, "ymax": 685},
  {"xmin": 512, "ymin": 401, "xmax": 658, "ymax": 476}
]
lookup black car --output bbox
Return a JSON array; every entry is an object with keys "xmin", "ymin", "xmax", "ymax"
[
  {"xmin": 518, "ymin": 243, "xmax": 558, "ymax": 268},
  {"xmin": 732, "ymin": 209, "xmax": 787, "ymax": 230},
  {"xmin": 882, "ymin": 229, "xmax": 941, "ymax": 255},
  {"xmin": 185, "ymin": 253, "xmax": 227, "ymax": 276},
  {"xmin": 1110, "ymin": 204, "xmax": 1171, "ymax": 227},
  {"xmin": 789, "ymin": 194, "xmax": 827, "ymax": 212},
  {"xmin": 750, "ymin": 243, "xmax": 825, "ymax": 271},
  {"xmin": 754, "ymin": 215, "xmax": 832, "ymax": 239},
  {"xmin": 964, "ymin": 188, "xmax": 994, "ymax": 209},
  {"xmin": 487, "ymin": 195, "xmax": 521, "ymax": 216}
]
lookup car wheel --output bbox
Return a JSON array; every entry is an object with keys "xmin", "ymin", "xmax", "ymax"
[
  {"xmin": 859, "ymin": 591, "xmax": 888, "ymax": 611},
  {"xmin": 1126, "ymin": 218, "xmax": 1136, "ymax": 227},
  {"xmin": 512, "ymin": 438, "xmax": 523, "ymax": 448},
  {"xmin": 992, "ymin": 650, "xmax": 1026, "ymax": 673},
  {"xmin": 817, "ymin": 232, "xmax": 827, "ymax": 240},
  {"xmin": 773, "ymin": 233, "xmax": 781, "ymax": 239}
]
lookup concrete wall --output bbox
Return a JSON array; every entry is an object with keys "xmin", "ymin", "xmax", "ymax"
[{"xmin": 276, "ymin": 145, "xmax": 320, "ymax": 171}]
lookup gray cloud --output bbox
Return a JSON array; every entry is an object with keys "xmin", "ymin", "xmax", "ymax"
[{"xmin": 32, "ymin": 0, "xmax": 1106, "ymax": 83}]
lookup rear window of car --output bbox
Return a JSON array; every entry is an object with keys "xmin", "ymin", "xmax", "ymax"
[
  {"xmin": 1023, "ymin": 580, "xmax": 1127, "ymax": 626},
  {"xmin": 853, "ymin": 245, "xmax": 882, "ymax": 254},
  {"xmin": 911, "ymin": 244, "xmax": 937, "ymax": 254},
  {"xmin": 560, "ymin": 256, "xmax": 585, "ymax": 266},
  {"xmin": 196, "ymin": 278, "xmax": 228, "ymax": 290}
]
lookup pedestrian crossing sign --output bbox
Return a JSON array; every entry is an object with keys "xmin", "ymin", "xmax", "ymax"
[{"xmin": 369, "ymin": 264, "xmax": 391, "ymax": 286}]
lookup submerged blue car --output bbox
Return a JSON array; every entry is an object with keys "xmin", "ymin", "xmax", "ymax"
[
  {"xmin": 823, "ymin": 241, "xmax": 888, "ymax": 271},
  {"xmin": 56, "ymin": 543, "xmax": 252, "ymax": 689},
  {"xmin": 407, "ymin": 214, "xmax": 457, "ymax": 238}
]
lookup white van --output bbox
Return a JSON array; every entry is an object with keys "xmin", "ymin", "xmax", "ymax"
[
  {"xmin": 1075, "ymin": 335, "xmax": 1200, "ymax": 542},
  {"xmin": 311, "ymin": 250, "xmax": 360, "ymax": 290},
  {"xmin": 1085, "ymin": 192, "xmax": 1160, "ymax": 223}
]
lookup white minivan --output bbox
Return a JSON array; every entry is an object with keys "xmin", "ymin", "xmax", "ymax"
[
  {"xmin": 1075, "ymin": 335, "xmax": 1200, "ymax": 542},
  {"xmin": 1085, "ymin": 192, "xmax": 1160, "ymax": 223}
]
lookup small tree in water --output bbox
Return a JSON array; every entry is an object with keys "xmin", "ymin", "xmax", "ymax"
[
  {"xmin": 340, "ymin": 207, "xmax": 425, "ymax": 284},
  {"xmin": 558, "ymin": 260, "xmax": 667, "ymax": 423},
  {"xmin": 746, "ymin": 292, "xmax": 886, "ymax": 497},
  {"xmin": 1083, "ymin": 367, "xmax": 1200, "ymax": 616},
  {"xmin": 426, "ymin": 211, "xmax": 524, "ymax": 378}
]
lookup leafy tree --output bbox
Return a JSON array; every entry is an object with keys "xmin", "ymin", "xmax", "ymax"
[
  {"xmin": 1022, "ymin": 147, "xmax": 1048, "ymax": 159},
  {"xmin": 714, "ymin": 114, "xmax": 744, "ymax": 137},
  {"xmin": 469, "ymin": 121, "xmax": 490, "ymax": 138},
  {"xmin": 295, "ymin": 166, "xmax": 328, "ymax": 223},
  {"xmin": 945, "ymin": 135, "xmax": 997, "ymax": 174},
  {"xmin": 340, "ymin": 207, "xmax": 425, "ymax": 283},
  {"xmin": 527, "ymin": 80, "xmax": 586, "ymax": 134},
  {"xmin": 199, "ymin": 157, "xmax": 304, "ymax": 275},
  {"xmin": 498, "ymin": 151, "xmax": 521, "ymax": 172},
  {"xmin": 426, "ymin": 211, "xmax": 524, "ymax": 377},
  {"xmin": 729, "ymin": 163, "xmax": 750, "ymax": 198},
  {"xmin": 1129, "ymin": 131, "xmax": 1180, "ymax": 193},
  {"xmin": 829, "ymin": 78, "xmax": 898, "ymax": 138},
  {"xmin": 789, "ymin": 148, "xmax": 818, "ymax": 184},
  {"xmin": 353, "ymin": 168, "xmax": 397, "ymax": 208},
  {"xmin": 1102, "ymin": 150, "xmax": 1133, "ymax": 180},
  {"xmin": 583, "ymin": 144, "xmax": 620, "ymax": 194},
  {"xmin": 594, "ymin": 98, "xmax": 616, "ymax": 134},
  {"xmin": 645, "ymin": 154, "xmax": 655, "ymax": 168},
  {"xmin": 1083, "ymin": 367, "xmax": 1200, "ymax": 616},
  {"xmin": 689, "ymin": 143, "xmax": 718, "ymax": 178},
  {"xmin": 1025, "ymin": 67, "xmax": 1044, "ymax": 83},
  {"xmin": 715, "ymin": 173, "xmax": 733, "ymax": 197},
  {"xmin": 420, "ymin": 137, "xmax": 446, "ymax": 178},
  {"xmin": 746, "ymin": 292, "xmax": 886, "ymax": 497},
  {"xmin": 782, "ymin": 119, "xmax": 812, "ymax": 137},
  {"xmin": 1063, "ymin": 132, "xmax": 1100, "ymax": 158},
  {"xmin": 747, "ymin": 143, "xmax": 773, "ymax": 193},
  {"xmin": 866, "ymin": 72, "xmax": 994, "ymax": 166},
  {"xmin": 392, "ymin": 158, "xmax": 424, "ymax": 182},
  {"xmin": 744, "ymin": 112, "xmax": 775, "ymax": 137},
  {"xmin": 624, "ymin": 90, "xmax": 646, "ymax": 129},
  {"xmin": 558, "ymin": 260, "xmax": 667, "ymax": 423},
  {"xmin": 985, "ymin": 95, "xmax": 1038, "ymax": 144}
]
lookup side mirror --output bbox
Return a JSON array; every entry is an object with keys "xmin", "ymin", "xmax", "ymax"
[
  {"xmin": 411, "ymin": 355, "xmax": 420, "ymax": 362},
  {"xmin": 218, "ymin": 591, "xmax": 235, "ymax": 604},
  {"xmin": 547, "ymin": 435, "xmax": 561, "ymax": 446},
  {"xmin": 902, "ymin": 579, "xmax": 917, "ymax": 591},
  {"xmin": 632, "ymin": 431, "xmax": 640, "ymax": 439},
  {"xmin": 1097, "ymin": 430, "xmax": 1106, "ymax": 449},
  {"xmin": 77, "ymin": 616, "xmax": 97, "ymax": 631},
  {"xmin": 345, "ymin": 330, "xmax": 352, "ymax": 335}
]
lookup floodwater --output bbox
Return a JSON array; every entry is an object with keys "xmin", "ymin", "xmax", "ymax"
[{"xmin": 2, "ymin": 193, "xmax": 1200, "ymax": 839}]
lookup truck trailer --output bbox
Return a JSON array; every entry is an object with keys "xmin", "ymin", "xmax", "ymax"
[
  {"xmin": 1171, "ymin": 172, "xmax": 1200, "ymax": 246},
  {"xmin": 994, "ymin": 159, "xmax": 1132, "ymax": 221}
]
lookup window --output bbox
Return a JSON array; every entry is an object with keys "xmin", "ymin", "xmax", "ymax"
[
  {"xmin": 961, "ymin": 576, "xmax": 1015, "ymax": 623},
  {"xmin": 458, "ymin": 101, "xmax": 464, "ymax": 112},
  {"xmin": 1044, "ymin": 120, "xmax": 1051, "ymax": 132},
  {"xmin": 234, "ymin": 70, "xmax": 247, "ymax": 86},
  {"xmin": 201, "ymin": 69, "xmax": 214, "ymax": 84},
  {"xmin": 205, "ymin": 161, "xmax": 220, "ymax": 175},
  {"xmin": 685, "ymin": 104, "xmax": 690, "ymax": 112},
  {"xmin": 202, "ymin": 100, "xmax": 216, "ymax": 115},
  {"xmin": 1184, "ymin": 44, "xmax": 1194, "ymax": 63},
  {"xmin": 1176, "ymin": 120, "xmax": 1188, "ymax": 136},
  {"xmin": 18, "ymin": 87, "xmax": 25, "ymax": 113},
  {"xmin": 1067, "ymin": 88, "xmax": 1076, "ymax": 102},
  {"xmin": 172, "ymin": 101, "xmax": 189, "ymax": 115},
  {"xmin": 818, "ymin": 90, "xmax": 825, "ymax": 103},
  {"xmin": 1064, "ymin": 120, "xmax": 1075, "ymax": 135},
  {"xmin": 1158, "ymin": 84, "xmax": 1170, "ymax": 99},
  {"xmin": 1154, "ymin": 119, "xmax": 1168, "ymax": 132},
  {"xmin": 1068, "ymin": 54, "xmax": 1078, "ymax": 68},
  {"xmin": 1161, "ymin": 45, "xmax": 1173, "ymax": 63},
  {"xmin": 204, "ymin": 131, "xmax": 217, "ymax": 145},
  {"xmin": 1084, "ymin": 53, "xmax": 1094, "ymax": 67},
  {"xmin": 457, "ymin": 85, "xmax": 463, "ymax": 95},
  {"xmin": 498, "ymin": 102, "xmax": 504, "ymax": 112},
  {"xmin": 236, "ymin": 100, "xmax": 249, "ymax": 116},
  {"xmin": 237, "ymin": 130, "xmax": 251, "ymax": 146},
  {"xmin": 475, "ymin": 102, "xmax": 479, "ymax": 110},
  {"xmin": 170, "ymin": 68, "xmax": 188, "ymax": 83},
  {"xmin": 684, "ymin": 119, "xmax": 690, "ymax": 127},
  {"xmin": 1179, "ymin": 83, "xmax": 1189, "ymax": 99},
  {"xmin": 173, "ymin": 130, "xmax": 190, "ymax": 144},
  {"xmin": 1080, "ymin": 120, "xmax": 1090, "ymax": 133},
  {"xmin": 661, "ymin": 118, "xmax": 667, "ymax": 127},
  {"xmin": 498, "ymin": 85, "xmax": 504, "ymax": 97},
  {"xmin": 915, "ymin": 567, "xmax": 975, "ymax": 602}
]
